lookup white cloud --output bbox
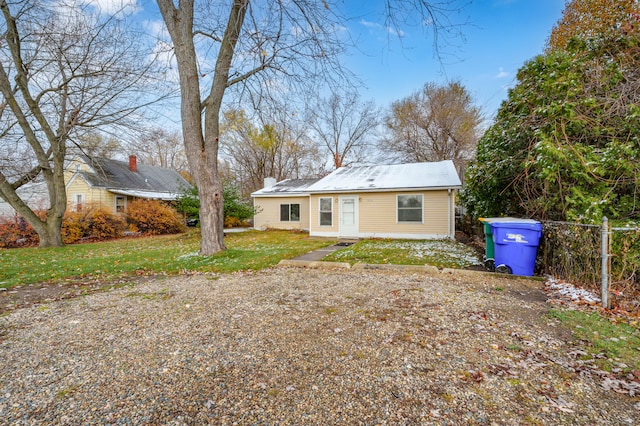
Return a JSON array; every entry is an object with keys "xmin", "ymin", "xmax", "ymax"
[
  {"xmin": 143, "ymin": 19, "xmax": 167, "ymax": 39},
  {"xmin": 359, "ymin": 19, "xmax": 405, "ymax": 38},
  {"xmin": 390, "ymin": 27, "xmax": 406, "ymax": 37},
  {"xmin": 495, "ymin": 67, "xmax": 510, "ymax": 79},
  {"xmin": 78, "ymin": 0, "xmax": 140, "ymax": 16},
  {"xmin": 360, "ymin": 19, "xmax": 378, "ymax": 29}
]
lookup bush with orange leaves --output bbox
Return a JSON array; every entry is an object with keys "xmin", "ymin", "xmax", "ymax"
[
  {"xmin": 125, "ymin": 199, "xmax": 185, "ymax": 235},
  {"xmin": 0, "ymin": 207, "xmax": 128, "ymax": 247},
  {"xmin": 62, "ymin": 207, "xmax": 127, "ymax": 243},
  {"xmin": 0, "ymin": 215, "xmax": 39, "ymax": 248}
]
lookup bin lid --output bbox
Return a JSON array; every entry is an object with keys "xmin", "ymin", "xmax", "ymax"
[
  {"xmin": 480, "ymin": 217, "xmax": 536, "ymax": 224},
  {"xmin": 490, "ymin": 220, "xmax": 542, "ymax": 231}
]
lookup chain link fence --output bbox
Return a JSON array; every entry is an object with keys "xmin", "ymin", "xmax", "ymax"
[
  {"xmin": 539, "ymin": 221, "xmax": 601, "ymax": 287},
  {"xmin": 539, "ymin": 219, "xmax": 640, "ymax": 310}
]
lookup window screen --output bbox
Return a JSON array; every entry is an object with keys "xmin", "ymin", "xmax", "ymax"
[
  {"xmin": 397, "ymin": 194, "xmax": 423, "ymax": 222},
  {"xmin": 319, "ymin": 197, "xmax": 332, "ymax": 226}
]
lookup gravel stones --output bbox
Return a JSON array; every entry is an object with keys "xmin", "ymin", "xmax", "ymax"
[{"xmin": 0, "ymin": 268, "xmax": 638, "ymax": 424}]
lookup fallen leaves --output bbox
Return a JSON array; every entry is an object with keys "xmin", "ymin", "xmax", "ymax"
[
  {"xmin": 601, "ymin": 377, "xmax": 640, "ymax": 396},
  {"xmin": 545, "ymin": 397, "xmax": 576, "ymax": 413},
  {"xmin": 459, "ymin": 370, "xmax": 485, "ymax": 383}
]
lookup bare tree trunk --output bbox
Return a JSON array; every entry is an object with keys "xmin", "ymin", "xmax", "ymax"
[
  {"xmin": 157, "ymin": 0, "xmax": 250, "ymax": 255},
  {"xmin": 0, "ymin": 158, "xmax": 66, "ymax": 247},
  {"xmin": 0, "ymin": 174, "xmax": 64, "ymax": 247},
  {"xmin": 38, "ymin": 216, "xmax": 64, "ymax": 247},
  {"xmin": 190, "ymin": 139, "xmax": 225, "ymax": 254},
  {"xmin": 40, "ymin": 147, "xmax": 67, "ymax": 248}
]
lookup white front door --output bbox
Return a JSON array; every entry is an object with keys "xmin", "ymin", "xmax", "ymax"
[{"xmin": 339, "ymin": 196, "xmax": 358, "ymax": 238}]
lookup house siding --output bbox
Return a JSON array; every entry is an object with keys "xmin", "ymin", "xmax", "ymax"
[
  {"xmin": 309, "ymin": 190, "xmax": 455, "ymax": 239},
  {"xmin": 309, "ymin": 194, "xmax": 339, "ymax": 236},
  {"xmin": 253, "ymin": 196, "xmax": 311, "ymax": 230},
  {"xmin": 0, "ymin": 182, "xmax": 49, "ymax": 219},
  {"xmin": 65, "ymin": 160, "xmax": 120, "ymax": 214},
  {"xmin": 66, "ymin": 175, "xmax": 118, "ymax": 213}
]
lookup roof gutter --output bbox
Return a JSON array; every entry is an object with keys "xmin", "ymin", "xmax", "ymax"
[
  {"xmin": 304, "ymin": 186, "xmax": 462, "ymax": 194},
  {"xmin": 251, "ymin": 186, "xmax": 462, "ymax": 197},
  {"xmin": 251, "ymin": 192, "xmax": 312, "ymax": 198},
  {"xmin": 108, "ymin": 189, "xmax": 183, "ymax": 200}
]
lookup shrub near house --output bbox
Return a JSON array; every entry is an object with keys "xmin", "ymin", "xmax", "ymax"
[
  {"xmin": 0, "ymin": 215, "xmax": 40, "ymax": 248},
  {"xmin": 176, "ymin": 183, "xmax": 257, "ymax": 228},
  {"xmin": 0, "ymin": 201, "xmax": 185, "ymax": 248},
  {"xmin": 126, "ymin": 199, "xmax": 185, "ymax": 235},
  {"xmin": 62, "ymin": 207, "xmax": 128, "ymax": 243}
]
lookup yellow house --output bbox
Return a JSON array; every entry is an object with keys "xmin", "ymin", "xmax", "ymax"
[
  {"xmin": 65, "ymin": 155, "xmax": 191, "ymax": 214},
  {"xmin": 251, "ymin": 161, "xmax": 462, "ymax": 240}
]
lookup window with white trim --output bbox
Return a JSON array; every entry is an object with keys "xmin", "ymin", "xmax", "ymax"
[
  {"xmin": 397, "ymin": 194, "xmax": 423, "ymax": 223},
  {"xmin": 280, "ymin": 203, "xmax": 300, "ymax": 222},
  {"xmin": 115, "ymin": 196, "xmax": 126, "ymax": 213},
  {"xmin": 319, "ymin": 197, "xmax": 332, "ymax": 226},
  {"xmin": 75, "ymin": 194, "xmax": 84, "ymax": 212}
]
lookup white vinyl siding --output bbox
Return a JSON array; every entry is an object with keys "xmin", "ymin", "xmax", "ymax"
[{"xmin": 252, "ymin": 196, "xmax": 310, "ymax": 230}]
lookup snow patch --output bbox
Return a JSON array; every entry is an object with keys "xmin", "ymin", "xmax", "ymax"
[{"xmin": 545, "ymin": 276, "xmax": 601, "ymax": 304}]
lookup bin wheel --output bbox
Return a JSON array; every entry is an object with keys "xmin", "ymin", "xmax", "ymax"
[
  {"xmin": 484, "ymin": 258, "xmax": 495, "ymax": 272},
  {"xmin": 495, "ymin": 264, "xmax": 512, "ymax": 274}
]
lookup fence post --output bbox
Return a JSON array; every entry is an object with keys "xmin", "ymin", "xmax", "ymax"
[{"xmin": 601, "ymin": 216, "xmax": 610, "ymax": 309}]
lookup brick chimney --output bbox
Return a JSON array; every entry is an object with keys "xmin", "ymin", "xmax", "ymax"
[{"xmin": 129, "ymin": 155, "xmax": 137, "ymax": 172}]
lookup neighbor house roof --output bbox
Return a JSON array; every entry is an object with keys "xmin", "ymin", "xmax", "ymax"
[
  {"xmin": 75, "ymin": 156, "xmax": 190, "ymax": 200},
  {"xmin": 305, "ymin": 160, "xmax": 461, "ymax": 193},
  {"xmin": 251, "ymin": 178, "xmax": 321, "ymax": 197}
]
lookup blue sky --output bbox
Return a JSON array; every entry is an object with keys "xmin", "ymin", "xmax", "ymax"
[
  {"xmin": 341, "ymin": 0, "xmax": 566, "ymax": 121},
  {"xmin": 86, "ymin": 0, "xmax": 565, "ymax": 123}
]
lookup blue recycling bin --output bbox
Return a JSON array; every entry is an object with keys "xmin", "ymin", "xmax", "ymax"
[
  {"xmin": 479, "ymin": 217, "xmax": 530, "ymax": 271},
  {"xmin": 490, "ymin": 220, "xmax": 542, "ymax": 276}
]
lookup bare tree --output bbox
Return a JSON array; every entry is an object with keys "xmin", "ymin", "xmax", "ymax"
[
  {"xmin": 0, "ymin": 0, "xmax": 160, "ymax": 247},
  {"xmin": 381, "ymin": 81, "xmax": 482, "ymax": 177},
  {"xmin": 156, "ymin": 0, "xmax": 348, "ymax": 255},
  {"xmin": 221, "ymin": 108, "xmax": 322, "ymax": 197},
  {"xmin": 69, "ymin": 132, "xmax": 123, "ymax": 159},
  {"xmin": 309, "ymin": 93, "xmax": 380, "ymax": 169},
  {"xmin": 127, "ymin": 127, "xmax": 188, "ymax": 173},
  {"xmin": 156, "ymin": 0, "xmax": 466, "ymax": 255}
]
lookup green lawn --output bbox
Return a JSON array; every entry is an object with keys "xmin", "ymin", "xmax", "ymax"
[
  {"xmin": 323, "ymin": 238, "xmax": 482, "ymax": 269},
  {"xmin": 0, "ymin": 230, "xmax": 333, "ymax": 289},
  {"xmin": 549, "ymin": 309, "xmax": 640, "ymax": 373},
  {"xmin": 1, "ymin": 233, "xmax": 484, "ymax": 289}
]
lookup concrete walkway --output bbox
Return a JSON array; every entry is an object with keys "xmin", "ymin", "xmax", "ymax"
[{"xmin": 291, "ymin": 241, "xmax": 356, "ymax": 261}]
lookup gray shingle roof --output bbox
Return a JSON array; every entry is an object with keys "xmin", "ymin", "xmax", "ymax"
[
  {"xmin": 81, "ymin": 156, "xmax": 190, "ymax": 198},
  {"xmin": 251, "ymin": 178, "xmax": 321, "ymax": 196}
]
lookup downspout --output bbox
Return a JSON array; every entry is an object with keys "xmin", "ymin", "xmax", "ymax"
[{"xmin": 447, "ymin": 189, "xmax": 452, "ymax": 239}]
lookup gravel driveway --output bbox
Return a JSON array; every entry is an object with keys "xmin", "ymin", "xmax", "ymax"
[{"xmin": 0, "ymin": 267, "xmax": 638, "ymax": 425}]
